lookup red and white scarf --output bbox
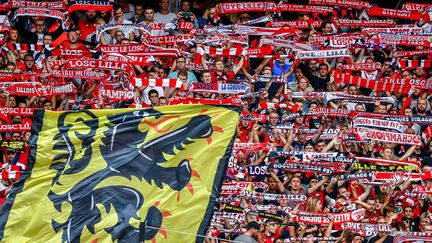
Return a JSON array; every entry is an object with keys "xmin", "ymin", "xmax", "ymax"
[
  {"xmin": 259, "ymin": 37, "xmax": 313, "ymax": 51},
  {"xmin": 268, "ymin": 20, "xmax": 322, "ymax": 29},
  {"xmin": 50, "ymin": 70, "xmax": 106, "ymax": 80},
  {"xmin": 402, "ymin": 3, "xmax": 432, "ymax": 12},
  {"xmin": 357, "ymin": 157, "xmax": 421, "ymax": 169},
  {"xmin": 98, "ymin": 44, "xmax": 149, "ymax": 54},
  {"xmin": 270, "ymin": 163, "xmax": 336, "ymax": 174},
  {"xmin": 373, "ymin": 33, "xmax": 431, "ymax": 47},
  {"xmin": 293, "ymin": 209, "xmax": 365, "ymax": 224},
  {"xmin": 14, "ymin": 8, "xmax": 65, "ymax": 21},
  {"xmin": 143, "ymin": 34, "xmax": 195, "ymax": 45},
  {"xmin": 7, "ymin": 82, "xmax": 77, "ymax": 97},
  {"xmin": 259, "ymin": 102, "xmax": 299, "ymax": 112},
  {"xmin": 132, "ymin": 78, "xmax": 183, "ymax": 89},
  {"xmin": 0, "ymin": 107, "xmax": 34, "ymax": 116},
  {"xmin": 393, "ymin": 50, "xmax": 432, "ymax": 58},
  {"xmin": 398, "ymin": 59, "xmax": 432, "ymax": 69},
  {"xmin": 9, "ymin": 0, "xmax": 66, "ymax": 10},
  {"xmin": 353, "ymin": 117, "xmax": 405, "ymax": 133},
  {"xmin": 216, "ymin": 2, "xmax": 277, "ymax": 14},
  {"xmin": 2, "ymin": 43, "xmax": 44, "ymax": 52},
  {"xmin": 65, "ymin": 59, "xmax": 130, "ymax": 71},
  {"xmin": 240, "ymin": 112, "xmax": 268, "ymax": 123},
  {"xmin": 324, "ymin": 92, "xmax": 396, "ymax": 105},
  {"xmin": 103, "ymin": 54, "xmax": 157, "ymax": 66},
  {"xmin": 338, "ymin": 62, "xmax": 382, "ymax": 72},
  {"xmin": 368, "ymin": 7, "xmax": 421, "ymax": 21},
  {"xmin": 191, "ymin": 82, "xmax": 248, "ymax": 94},
  {"xmin": 343, "ymin": 223, "xmax": 392, "ymax": 237},
  {"xmin": 309, "ymin": 0, "xmax": 371, "ymax": 9},
  {"xmin": 393, "ymin": 232, "xmax": 432, "ymax": 243},
  {"xmin": 50, "ymin": 48, "xmax": 94, "ymax": 58},
  {"xmin": 334, "ymin": 72, "xmax": 427, "ymax": 94},
  {"xmin": 202, "ymin": 46, "xmax": 257, "ymax": 57},
  {"xmin": 277, "ymin": 4, "xmax": 333, "ymax": 14},
  {"xmin": 338, "ymin": 19, "xmax": 395, "ymax": 28},
  {"xmin": 169, "ymin": 96, "xmax": 242, "ymax": 105},
  {"xmin": 362, "ymin": 27, "xmax": 423, "ymax": 35},
  {"xmin": 296, "ymin": 49, "xmax": 350, "ymax": 60},
  {"xmin": 68, "ymin": 0, "xmax": 113, "ymax": 14},
  {"xmin": 412, "ymin": 185, "xmax": 432, "ymax": 194},
  {"xmin": 233, "ymin": 143, "xmax": 268, "ymax": 151},
  {"xmin": 99, "ymin": 88, "xmax": 135, "ymax": 101},
  {"xmin": 355, "ymin": 128, "xmax": 421, "ymax": 146},
  {"xmin": 232, "ymin": 25, "xmax": 297, "ymax": 37},
  {"xmin": 0, "ymin": 123, "xmax": 31, "ymax": 132}
]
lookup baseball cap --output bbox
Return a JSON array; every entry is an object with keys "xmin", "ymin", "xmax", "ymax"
[{"xmin": 246, "ymin": 221, "xmax": 261, "ymax": 230}]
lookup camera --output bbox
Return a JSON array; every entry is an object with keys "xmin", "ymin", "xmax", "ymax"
[{"xmin": 181, "ymin": 11, "xmax": 192, "ymax": 22}]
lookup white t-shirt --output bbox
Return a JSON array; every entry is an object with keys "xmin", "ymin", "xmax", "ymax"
[{"xmin": 154, "ymin": 12, "xmax": 176, "ymax": 24}]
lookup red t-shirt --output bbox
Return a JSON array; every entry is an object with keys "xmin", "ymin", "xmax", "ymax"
[
  {"xmin": 261, "ymin": 226, "xmax": 281, "ymax": 243},
  {"xmin": 77, "ymin": 19, "xmax": 96, "ymax": 40},
  {"xmin": 210, "ymin": 70, "xmax": 235, "ymax": 83}
]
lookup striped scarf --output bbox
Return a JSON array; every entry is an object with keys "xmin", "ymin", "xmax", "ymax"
[
  {"xmin": 368, "ymin": 7, "xmax": 421, "ymax": 21},
  {"xmin": 132, "ymin": 78, "xmax": 184, "ymax": 90},
  {"xmin": 398, "ymin": 59, "xmax": 432, "ymax": 69},
  {"xmin": 338, "ymin": 62, "xmax": 382, "ymax": 72},
  {"xmin": 333, "ymin": 72, "xmax": 430, "ymax": 94}
]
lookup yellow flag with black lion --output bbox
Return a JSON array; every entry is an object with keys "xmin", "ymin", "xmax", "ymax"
[{"xmin": 0, "ymin": 105, "xmax": 239, "ymax": 242}]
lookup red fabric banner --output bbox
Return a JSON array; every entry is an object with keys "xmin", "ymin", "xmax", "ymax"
[
  {"xmin": 293, "ymin": 209, "xmax": 365, "ymax": 224},
  {"xmin": 7, "ymin": 83, "xmax": 77, "ymax": 97}
]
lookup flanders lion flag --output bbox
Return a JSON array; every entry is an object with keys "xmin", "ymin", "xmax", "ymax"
[{"xmin": 0, "ymin": 105, "xmax": 239, "ymax": 242}]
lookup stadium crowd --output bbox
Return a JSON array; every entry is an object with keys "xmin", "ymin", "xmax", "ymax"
[{"xmin": 1, "ymin": 0, "xmax": 432, "ymax": 242}]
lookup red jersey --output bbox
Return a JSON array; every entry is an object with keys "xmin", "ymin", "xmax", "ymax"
[{"xmin": 210, "ymin": 70, "xmax": 235, "ymax": 83}]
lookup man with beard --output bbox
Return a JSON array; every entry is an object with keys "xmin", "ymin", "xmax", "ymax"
[
  {"xmin": 73, "ymin": 10, "xmax": 98, "ymax": 40},
  {"xmin": 366, "ymin": 217, "xmax": 394, "ymax": 243},
  {"xmin": 414, "ymin": 98, "xmax": 431, "ymax": 116}
]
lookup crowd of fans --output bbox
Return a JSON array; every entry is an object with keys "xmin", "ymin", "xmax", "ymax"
[{"xmin": 1, "ymin": 0, "xmax": 432, "ymax": 242}]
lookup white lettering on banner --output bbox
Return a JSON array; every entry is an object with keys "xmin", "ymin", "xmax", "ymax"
[
  {"xmin": 53, "ymin": 84, "xmax": 73, "ymax": 93},
  {"xmin": 68, "ymin": 60, "xmax": 128, "ymax": 70},
  {"xmin": 60, "ymin": 49, "xmax": 83, "ymax": 56},
  {"xmin": 353, "ymin": 118, "xmax": 404, "ymax": 132},
  {"xmin": 233, "ymin": 143, "xmax": 254, "ymax": 150},
  {"xmin": 361, "ymin": 129, "xmax": 421, "ymax": 145},
  {"xmin": 296, "ymin": 49, "xmax": 349, "ymax": 59},
  {"xmin": 73, "ymin": 0, "xmax": 111, "ymax": 5},
  {"xmin": 16, "ymin": 87, "xmax": 36, "ymax": 93},
  {"xmin": 104, "ymin": 90, "xmax": 135, "ymax": 100},
  {"xmin": 0, "ymin": 123, "xmax": 31, "ymax": 131},
  {"xmin": 12, "ymin": 0, "xmax": 65, "ymax": 9},
  {"xmin": 302, "ymin": 153, "xmax": 337, "ymax": 161},
  {"xmin": 0, "ymin": 108, "xmax": 33, "ymax": 115}
]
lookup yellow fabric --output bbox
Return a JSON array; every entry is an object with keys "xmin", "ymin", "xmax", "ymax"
[{"xmin": 1, "ymin": 105, "xmax": 239, "ymax": 242}]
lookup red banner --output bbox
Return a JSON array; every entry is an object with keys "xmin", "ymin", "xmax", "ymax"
[
  {"xmin": 293, "ymin": 209, "xmax": 365, "ymax": 224},
  {"xmin": 7, "ymin": 83, "xmax": 77, "ymax": 97},
  {"xmin": 0, "ymin": 108, "xmax": 34, "ymax": 116}
]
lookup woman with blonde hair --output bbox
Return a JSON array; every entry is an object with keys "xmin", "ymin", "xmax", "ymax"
[
  {"xmin": 296, "ymin": 77, "xmax": 314, "ymax": 92},
  {"xmin": 305, "ymin": 197, "xmax": 323, "ymax": 213}
]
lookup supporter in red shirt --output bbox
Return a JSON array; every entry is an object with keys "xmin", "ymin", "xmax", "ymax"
[{"xmin": 202, "ymin": 56, "xmax": 245, "ymax": 83}]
